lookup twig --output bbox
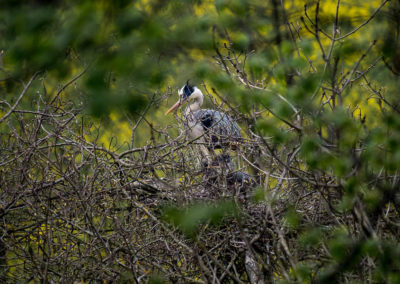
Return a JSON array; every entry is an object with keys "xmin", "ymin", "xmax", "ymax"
[{"xmin": 0, "ymin": 73, "xmax": 38, "ymax": 124}]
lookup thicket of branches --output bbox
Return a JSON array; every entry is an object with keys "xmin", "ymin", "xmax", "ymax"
[{"xmin": 1, "ymin": 0, "xmax": 400, "ymax": 283}]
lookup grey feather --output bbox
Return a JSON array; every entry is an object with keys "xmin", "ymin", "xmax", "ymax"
[{"xmin": 185, "ymin": 109, "xmax": 241, "ymax": 149}]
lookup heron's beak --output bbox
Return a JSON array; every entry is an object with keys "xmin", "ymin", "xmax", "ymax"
[{"xmin": 165, "ymin": 100, "xmax": 182, "ymax": 115}]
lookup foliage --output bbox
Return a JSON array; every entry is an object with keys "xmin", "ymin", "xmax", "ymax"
[{"xmin": 1, "ymin": 0, "xmax": 400, "ymax": 283}]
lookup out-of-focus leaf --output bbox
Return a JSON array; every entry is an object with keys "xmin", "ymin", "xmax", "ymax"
[
  {"xmin": 162, "ymin": 200, "xmax": 240, "ymax": 237},
  {"xmin": 284, "ymin": 206, "xmax": 301, "ymax": 229}
]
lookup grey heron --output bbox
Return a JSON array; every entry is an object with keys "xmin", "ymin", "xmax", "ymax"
[{"xmin": 165, "ymin": 81, "xmax": 241, "ymax": 157}]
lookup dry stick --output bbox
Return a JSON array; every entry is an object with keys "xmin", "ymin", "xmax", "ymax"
[
  {"xmin": 239, "ymin": 151, "xmax": 298, "ymax": 181},
  {"xmin": 266, "ymin": 204, "xmax": 297, "ymax": 281},
  {"xmin": 314, "ymin": 0, "xmax": 326, "ymax": 62},
  {"xmin": 0, "ymin": 73, "xmax": 38, "ymax": 124},
  {"xmin": 272, "ymin": 167, "xmax": 288, "ymax": 200},
  {"xmin": 334, "ymin": 0, "xmax": 340, "ymax": 33},
  {"xmin": 382, "ymin": 56, "xmax": 400, "ymax": 76},
  {"xmin": 325, "ymin": 0, "xmax": 340, "ymax": 65},
  {"xmin": 12, "ymin": 110, "xmax": 66, "ymax": 117},
  {"xmin": 260, "ymin": 136, "xmax": 340, "ymax": 188},
  {"xmin": 348, "ymin": 56, "xmax": 382, "ymax": 85},
  {"xmin": 129, "ymin": 92, "xmax": 157, "ymax": 148},
  {"xmin": 292, "ymin": 20, "xmax": 317, "ymax": 72},
  {"xmin": 131, "ymin": 199, "xmax": 194, "ymax": 254},
  {"xmin": 339, "ymin": 40, "xmax": 377, "ymax": 93},
  {"xmin": 280, "ymin": 0, "xmax": 301, "ymax": 58},
  {"xmin": 236, "ymin": 217, "xmax": 268, "ymax": 283},
  {"xmin": 50, "ymin": 68, "xmax": 87, "ymax": 105},
  {"xmin": 196, "ymin": 240, "xmax": 245, "ymax": 284},
  {"xmin": 230, "ymin": 78, "xmax": 301, "ymax": 129},
  {"xmin": 310, "ymin": 0, "xmax": 389, "ymax": 102},
  {"xmin": 310, "ymin": 0, "xmax": 339, "ymax": 101},
  {"xmin": 310, "ymin": 1, "xmax": 384, "ymax": 102},
  {"xmin": 304, "ymin": 0, "xmax": 388, "ymax": 42},
  {"xmin": 213, "ymin": 59, "xmax": 301, "ymax": 131},
  {"xmin": 336, "ymin": 0, "xmax": 389, "ymax": 41},
  {"xmin": 40, "ymin": 122, "xmax": 134, "ymax": 168},
  {"xmin": 195, "ymin": 253, "xmax": 214, "ymax": 283},
  {"xmin": 212, "ymin": 34, "xmax": 300, "ymax": 126},
  {"xmin": 213, "ymin": 26, "xmax": 231, "ymax": 76},
  {"xmin": 362, "ymin": 75, "xmax": 400, "ymax": 114},
  {"xmin": 218, "ymin": 253, "xmax": 239, "ymax": 282}
]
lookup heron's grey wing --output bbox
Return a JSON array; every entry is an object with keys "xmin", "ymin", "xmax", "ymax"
[{"xmin": 194, "ymin": 109, "xmax": 241, "ymax": 138}]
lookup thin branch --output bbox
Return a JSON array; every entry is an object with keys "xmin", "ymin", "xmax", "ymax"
[
  {"xmin": 336, "ymin": 0, "xmax": 389, "ymax": 40},
  {"xmin": 0, "ymin": 73, "xmax": 38, "ymax": 124}
]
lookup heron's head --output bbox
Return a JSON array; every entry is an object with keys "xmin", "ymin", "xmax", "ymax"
[{"xmin": 165, "ymin": 81, "xmax": 203, "ymax": 115}]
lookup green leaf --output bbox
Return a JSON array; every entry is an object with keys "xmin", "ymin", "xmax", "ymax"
[
  {"xmin": 162, "ymin": 200, "xmax": 240, "ymax": 237},
  {"xmin": 284, "ymin": 206, "xmax": 301, "ymax": 229}
]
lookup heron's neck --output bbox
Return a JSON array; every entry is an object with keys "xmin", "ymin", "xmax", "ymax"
[
  {"xmin": 186, "ymin": 99, "xmax": 202, "ymax": 114},
  {"xmin": 185, "ymin": 89, "xmax": 203, "ymax": 116}
]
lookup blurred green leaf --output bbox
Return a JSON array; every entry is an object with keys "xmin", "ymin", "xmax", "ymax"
[
  {"xmin": 248, "ymin": 53, "xmax": 270, "ymax": 77},
  {"xmin": 162, "ymin": 200, "xmax": 240, "ymax": 237},
  {"xmin": 328, "ymin": 229, "xmax": 354, "ymax": 262},
  {"xmin": 295, "ymin": 262, "xmax": 313, "ymax": 282},
  {"xmin": 251, "ymin": 187, "xmax": 266, "ymax": 203},
  {"xmin": 232, "ymin": 32, "xmax": 250, "ymax": 51},
  {"xmin": 284, "ymin": 206, "xmax": 301, "ymax": 229},
  {"xmin": 211, "ymin": 72, "xmax": 233, "ymax": 90},
  {"xmin": 300, "ymin": 227, "xmax": 324, "ymax": 249},
  {"xmin": 148, "ymin": 274, "xmax": 168, "ymax": 284},
  {"xmin": 337, "ymin": 193, "xmax": 356, "ymax": 212},
  {"xmin": 256, "ymin": 118, "xmax": 292, "ymax": 145}
]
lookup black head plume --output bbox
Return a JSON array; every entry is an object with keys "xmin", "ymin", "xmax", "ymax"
[{"xmin": 182, "ymin": 80, "xmax": 194, "ymax": 98}]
